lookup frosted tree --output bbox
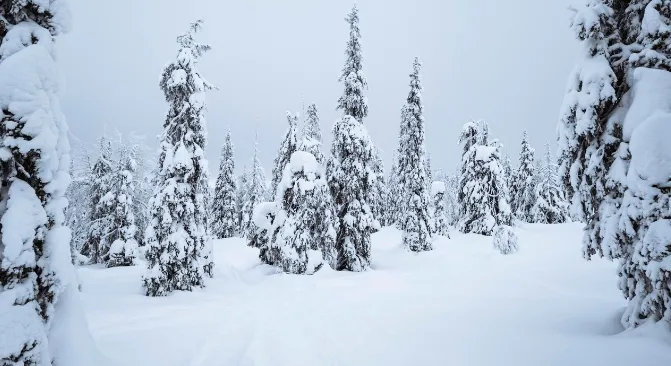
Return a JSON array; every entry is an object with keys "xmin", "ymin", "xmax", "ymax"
[
  {"xmin": 327, "ymin": 115, "xmax": 376, "ymax": 271},
  {"xmin": 81, "ymin": 137, "xmax": 114, "ymax": 264},
  {"xmin": 211, "ymin": 130, "xmax": 237, "ymax": 238},
  {"xmin": 235, "ymin": 166, "xmax": 249, "ymax": 233},
  {"xmin": 397, "ymin": 58, "xmax": 433, "ymax": 252},
  {"xmin": 511, "ymin": 131, "xmax": 535, "ymax": 222},
  {"xmin": 444, "ymin": 173, "xmax": 459, "ymax": 226},
  {"xmin": 0, "ymin": 0, "xmax": 96, "ymax": 363},
  {"xmin": 370, "ymin": 146, "xmax": 386, "ymax": 229},
  {"xmin": 243, "ymin": 139, "xmax": 268, "ymax": 238},
  {"xmin": 457, "ymin": 121, "xmax": 513, "ymax": 235},
  {"xmin": 298, "ymin": 103, "xmax": 325, "ymax": 165},
  {"xmin": 337, "ymin": 4, "xmax": 368, "ymax": 122},
  {"xmin": 531, "ymin": 143, "xmax": 570, "ymax": 224},
  {"xmin": 432, "ymin": 182, "xmax": 449, "ymax": 236},
  {"xmin": 561, "ymin": 0, "xmax": 671, "ymax": 328},
  {"xmin": 270, "ymin": 152, "xmax": 337, "ymax": 273},
  {"xmin": 143, "ymin": 20, "xmax": 214, "ymax": 296},
  {"xmin": 327, "ymin": 4, "xmax": 377, "ymax": 271},
  {"xmin": 502, "ymin": 150, "xmax": 514, "ymax": 191},
  {"xmin": 271, "ymin": 112, "xmax": 298, "ymax": 195},
  {"xmin": 384, "ymin": 151, "xmax": 400, "ymax": 225},
  {"xmin": 106, "ymin": 141, "xmax": 140, "ymax": 267}
]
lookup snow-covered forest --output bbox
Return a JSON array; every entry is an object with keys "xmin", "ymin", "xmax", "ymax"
[{"xmin": 1, "ymin": 1, "xmax": 671, "ymax": 365}]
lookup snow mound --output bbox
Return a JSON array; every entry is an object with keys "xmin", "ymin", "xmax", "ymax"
[
  {"xmin": 289, "ymin": 151, "xmax": 318, "ymax": 174},
  {"xmin": 629, "ymin": 112, "xmax": 671, "ymax": 186},
  {"xmin": 623, "ymin": 68, "xmax": 671, "ymax": 140}
]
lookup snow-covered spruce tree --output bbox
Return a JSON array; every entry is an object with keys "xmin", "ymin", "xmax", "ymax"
[
  {"xmin": 143, "ymin": 20, "xmax": 214, "ymax": 296},
  {"xmin": 242, "ymin": 140, "xmax": 268, "ymax": 239},
  {"xmin": 106, "ymin": 142, "xmax": 139, "ymax": 267},
  {"xmin": 327, "ymin": 115, "xmax": 376, "ymax": 271},
  {"xmin": 235, "ymin": 165, "xmax": 249, "ymax": 234},
  {"xmin": 270, "ymin": 152, "xmax": 337, "ymax": 273},
  {"xmin": 396, "ymin": 58, "xmax": 433, "ymax": 252},
  {"xmin": 511, "ymin": 131, "xmax": 535, "ymax": 222},
  {"xmin": 298, "ymin": 103, "xmax": 325, "ymax": 165},
  {"xmin": 211, "ymin": 130, "xmax": 237, "ymax": 239},
  {"xmin": 370, "ymin": 146, "xmax": 386, "ymax": 229},
  {"xmin": 81, "ymin": 137, "xmax": 114, "ymax": 264},
  {"xmin": 389, "ymin": 152, "xmax": 400, "ymax": 225},
  {"xmin": 502, "ymin": 150, "xmax": 515, "ymax": 193},
  {"xmin": 0, "ymin": 1, "xmax": 96, "ymax": 363},
  {"xmin": 431, "ymin": 182, "xmax": 449, "ymax": 237},
  {"xmin": 327, "ymin": 4, "xmax": 377, "ymax": 271},
  {"xmin": 531, "ymin": 143, "xmax": 570, "ymax": 224},
  {"xmin": 444, "ymin": 173, "xmax": 459, "ymax": 226},
  {"xmin": 558, "ymin": 0, "xmax": 620, "ymax": 229},
  {"xmin": 337, "ymin": 4, "xmax": 368, "ymax": 122},
  {"xmin": 457, "ymin": 121, "xmax": 513, "ymax": 235},
  {"xmin": 270, "ymin": 112, "xmax": 298, "ymax": 195}
]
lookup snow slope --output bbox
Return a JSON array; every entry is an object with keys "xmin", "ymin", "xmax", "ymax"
[{"xmin": 78, "ymin": 224, "xmax": 671, "ymax": 366}]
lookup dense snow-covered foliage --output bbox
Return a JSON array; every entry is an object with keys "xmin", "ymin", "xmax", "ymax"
[
  {"xmin": 271, "ymin": 112, "xmax": 298, "ymax": 195},
  {"xmin": 531, "ymin": 144, "xmax": 570, "ymax": 224},
  {"xmin": 370, "ymin": 147, "xmax": 386, "ymax": 229},
  {"xmin": 211, "ymin": 130, "xmax": 237, "ymax": 239},
  {"xmin": 562, "ymin": 0, "xmax": 671, "ymax": 328},
  {"xmin": 327, "ymin": 116, "xmax": 376, "ymax": 271},
  {"xmin": 143, "ymin": 20, "xmax": 214, "ymax": 296},
  {"xmin": 0, "ymin": 1, "xmax": 102, "ymax": 364},
  {"xmin": 396, "ymin": 58, "xmax": 433, "ymax": 252},
  {"xmin": 511, "ymin": 131, "xmax": 535, "ymax": 222},
  {"xmin": 457, "ymin": 121, "xmax": 513, "ymax": 235}
]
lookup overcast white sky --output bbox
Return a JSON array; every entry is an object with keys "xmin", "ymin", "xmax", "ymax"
[{"xmin": 59, "ymin": 0, "xmax": 583, "ymax": 175}]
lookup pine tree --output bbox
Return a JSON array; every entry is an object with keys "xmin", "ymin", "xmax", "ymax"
[
  {"xmin": 106, "ymin": 141, "xmax": 140, "ymax": 267},
  {"xmin": 444, "ymin": 173, "xmax": 459, "ymax": 226},
  {"xmin": 432, "ymin": 182, "xmax": 449, "ymax": 236},
  {"xmin": 81, "ymin": 137, "xmax": 114, "ymax": 264},
  {"xmin": 143, "ymin": 20, "xmax": 214, "ymax": 296},
  {"xmin": 298, "ymin": 103, "xmax": 325, "ymax": 165},
  {"xmin": 211, "ymin": 130, "xmax": 237, "ymax": 239},
  {"xmin": 337, "ymin": 4, "xmax": 368, "ymax": 122},
  {"xmin": 397, "ymin": 58, "xmax": 433, "ymax": 252},
  {"xmin": 531, "ymin": 143, "xmax": 570, "ymax": 224},
  {"xmin": 271, "ymin": 112, "xmax": 298, "ymax": 195},
  {"xmin": 243, "ymin": 139, "xmax": 268, "ymax": 239},
  {"xmin": 457, "ymin": 121, "xmax": 513, "ymax": 235},
  {"xmin": 0, "ymin": 1, "xmax": 85, "ymax": 362},
  {"xmin": 511, "ymin": 131, "xmax": 535, "ymax": 222}
]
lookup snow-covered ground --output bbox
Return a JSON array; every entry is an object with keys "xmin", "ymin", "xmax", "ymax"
[{"xmin": 78, "ymin": 224, "xmax": 671, "ymax": 366}]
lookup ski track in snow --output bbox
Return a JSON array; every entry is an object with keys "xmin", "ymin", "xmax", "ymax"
[{"xmin": 78, "ymin": 223, "xmax": 671, "ymax": 366}]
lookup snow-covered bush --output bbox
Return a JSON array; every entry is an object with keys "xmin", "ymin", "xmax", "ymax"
[{"xmin": 493, "ymin": 226, "xmax": 519, "ymax": 255}]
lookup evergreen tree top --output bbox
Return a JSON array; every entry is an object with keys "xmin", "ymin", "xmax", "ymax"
[
  {"xmin": 337, "ymin": 3, "xmax": 368, "ymax": 122},
  {"xmin": 176, "ymin": 20, "xmax": 211, "ymax": 60},
  {"xmin": 406, "ymin": 57, "xmax": 423, "ymax": 116},
  {"xmin": 302, "ymin": 103, "xmax": 322, "ymax": 142}
]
